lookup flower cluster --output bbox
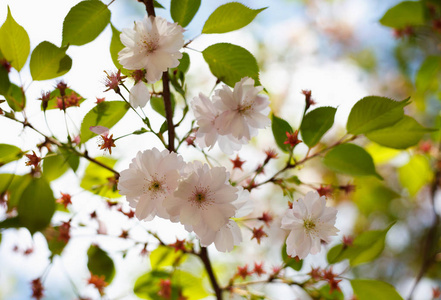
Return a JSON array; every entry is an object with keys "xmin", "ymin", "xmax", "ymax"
[
  {"xmin": 191, "ymin": 77, "xmax": 271, "ymax": 154},
  {"xmin": 118, "ymin": 148, "xmax": 247, "ymax": 252}
]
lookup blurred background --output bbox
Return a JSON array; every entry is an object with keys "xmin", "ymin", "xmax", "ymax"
[{"xmin": 1, "ymin": 0, "xmax": 440, "ymax": 299}]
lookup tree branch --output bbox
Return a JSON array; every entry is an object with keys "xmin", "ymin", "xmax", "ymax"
[
  {"xmin": 199, "ymin": 247, "xmax": 223, "ymax": 300},
  {"xmin": 161, "ymin": 72, "xmax": 175, "ymax": 152}
]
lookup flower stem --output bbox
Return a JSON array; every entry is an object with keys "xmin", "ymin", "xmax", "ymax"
[{"xmin": 162, "ymin": 72, "xmax": 175, "ymax": 152}]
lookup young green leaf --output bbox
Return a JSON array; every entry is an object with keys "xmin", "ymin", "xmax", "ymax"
[
  {"xmin": 80, "ymin": 101, "xmax": 129, "ymax": 143},
  {"xmin": 17, "ymin": 177, "xmax": 55, "ymax": 234},
  {"xmin": 351, "ymin": 279, "xmax": 403, "ymax": 300},
  {"xmin": 398, "ymin": 155, "xmax": 433, "ymax": 196},
  {"xmin": 0, "ymin": 63, "xmax": 11, "ymax": 96},
  {"xmin": 415, "ymin": 56, "xmax": 441, "ymax": 93},
  {"xmin": 150, "ymin": 95, "xmax": 176, "ymax": 118},
  {"xmin": 177, "ymin": 52, "xmax": 190, "ymax": 74},
  {"xmin": 271, "ymin": 114, "xmax": 294, "ymax": 153},
  {"xmin": 171, "ymin": 0, "xmax": 201, "ymax": 27},
  {"xmin": 0, "ymin": 7, "xmax": 30, "ymax": 71},
  {"xmin": 323, "ymin": 143, "xmax": 382, "ymax": 179},
  {"xmin": 202, "ymin": 2, "xmax": 266, "ymax": 34},
  {"xmin": 0, "ymin": 174, "xmax": 32, "ymax": 209},
  {"xmin": 150, "ymin": 245, "xmax": 187, "ymax": 269},
  {"xmin": 46, "ymin": 88, "xmax": 84, "ymax": 111},
  {"xmin": 110, "ymin": 24, "xmax": 128, "ymax": 75},
  {"xmin": 300, "ymin": 106, "xmax": 336, "ymax": 147},
  {"xmin": 379, "ymin": 1, "xmax": 425, "ymax": 29},
  {"xmin": 87, "ymin": 245, "xmax": 116, "ymax": 283},
  {"xmin": 346, "ymin": 96, "xmax": 410, "ymax": 135},
  {"xmin": 281, "ymin": 243, "xmax": 303, "ymax": 271},
  {"xmin": 173, "ymin": 270, "xmax": 210, "ymax": 300},
  {"xmin": 30, "ymin": 41, "xmax": 72, "ymax": 81},
  {"xmin": 134, "ymin": 270, "xmax": 172, "ymax": 298},
  {"xmin": 5, "ymin": 83, "xmax": 26, "ymax": 112},
  {"xmin": 80, "ymin": 157, "xmax": 120, "ymax": 198},
  {"xmin": 42, "ymin": 153, "xmax": 71, "ymax": 181},
  {"xmin": 365, "ymin": 116, "xmax": 436, "ymax": 149},
  {"xmin": 62, "ymin": 0, "xmax": 111, "ymax": 46},
  {"xmin": 0, "ymin": 144, "xmax": 23, "ymax": 166},
  {"xmin": 327, "ymin": 224, "xmax": 393, "ymax": 266},
  {"xmin": 202, "ymin": 43, "xmax": 260, "ymax": 87}
]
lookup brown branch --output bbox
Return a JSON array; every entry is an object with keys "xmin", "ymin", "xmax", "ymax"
[
  {"xmin": 199, "ymin": 247, "xmax": 223, "ymax": 300},
  {"xmin": 161, "ymin": 72, "xmax": 175, "ymax": 152},
  {"xmin": 142, "ymin": 0, "xmax": 156, "ymax": 17}
]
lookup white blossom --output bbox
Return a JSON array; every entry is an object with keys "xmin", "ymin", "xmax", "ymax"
[
  {"xmin": 163, "ymin": 162, "xmax": 238, "ymax": 234},
  {"xmin": 129, "ymin": 81, "xmax": 150, "ymax": 108},
  {"xmin": 214, "ymin": 77, "xmax": 270, "ymax": 141},
  {"xmin": 281, "ymin": 191, "xmax": 339, "ymax": 259},
  {"xmin": 191, "ymin": 93, "xmax": 245, "ymax": 154},
  {"xmin": 117, "ymin": 148, "xmax": 185, "ymax": 221},
  {"xmin": 118, "ymin": 16, "xmax": 184, "ymax": 83},
  {"xmin": 197, "ymin": 187, "xmax": 251, "ymax": 252}
]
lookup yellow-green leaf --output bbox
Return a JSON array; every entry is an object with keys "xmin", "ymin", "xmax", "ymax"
[
  {"xmin": 171, "ymin": 0, "xmax": 201, "ymax": 28},
  {"xmin": 0, "ymin": 7, "xmax": 30, "ymax": 71},
  {"xmin": 30, "ymin": 41, "xmax": 72, "ymax": 81},
  {"xmin": 351, "ymin": 279, "xmax": 403, "ymax": 300}
]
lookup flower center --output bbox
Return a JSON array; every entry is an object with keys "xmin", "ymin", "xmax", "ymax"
[
  {"xmin": 237, "ymin": 100, "xmax": 253, "ymax": 114},
  {"xmin": 303, "ymin": 219, "xmax": 316, "ymax": 233},
  {"xmin": 144, "ymin": 175, "xmax": 167, "ymax": 199},
  {"xmin": 189, "ymin": 186, "xmax": 213, "ymax": 208}
]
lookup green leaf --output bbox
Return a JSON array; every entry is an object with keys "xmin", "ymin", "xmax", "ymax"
[
  {"xmin": 351, "ymin": 279, "xmax": 403, "ymax": 300},
  {"xmin": 150, "ymin": 95, "xmax": 176, "ymax": 118},
  {"xmin": 318, "ymin": 284, "xmax": 344, "ymax": 300},
  {"xmin": 5, "ymin": 83, "xmax": 26, "ymax": 112},
  {"xmin": 0, "ymin": 174, "xmax": 32, "ymax": 209},
  {"xmin": 399, "ymin": 155, "xmax": 433, "ymax": 196},
  {"xmin": 202, "ymin": 43, "xmax": 260, "ymax": 87},
  {"xmin": 365, "ymin": 116, "xmax": 437, "ymax": 149},
  {"xmin": 0, "ymin": 216, "xmax": 22, "ymax": 229},
  {"xmin": 150, "ymin": 245, "xmax": 187, "ymax": 270},
  {"xmin": 177, "ymin": 52, "xmax": 190, "ymax": 74},
  {"xmin": 109, "ymin": 24, "xmax": 128, "ymax": 75},
  {"xmin": 154, "ymin": 1, "xmax": 164, "ymax": 8},
  {"xmin": 352, "ymin": 177, "xmax": 400, "ymax": 215},
  {"xmin": 87, "ymin": 244, "xmax": 115, "ymax": 283},
  {"xmin": 347, "ymin": 96, "xmax": 409, "ymax": 135},
  {"xmin": 80, "ymin": 156, "xmax": 120, "ymax": 198},
  {"xmin": 327, "ymin": 224, "xmax": 393, "ymax": 266},
  {"xmin": 0, "ymin": 144, "xmax": 23, "ymax": 166},
  {"xmin": 379, "ymin": 1, "xmax": 425, "ymax": 29},
  {"xmin": 80, "ymin": 101, "xmax": 129, "ymax": 143},
  {"xmin": 17, "ymin": 177, "xmax": 55, "ymax": 234},
  {"xmin": 171, "ymin": 0, "xmax": 201, "ymax": 27},
  {"xmin": 43, "ymin": 226, "xmax": 68, "ymax": 258},
  {"xmin": 29, "ymin": 41, "xmax": 72, "ymax": 81},
  {"xmin": 415, "ymin": 56, "xmax": 441, "ymax": 92},
  {"xmin": 173, "ymin": 270, "xmax": 210, "ymax": 300},
  {"xmin": 300, "ymin": 106, "xmax": 336, "ymax": 147},
  {"xmin": 46, "ymin": 88, "xmax": 84, "ymax": 110},
  {"xmin": 134, "ymin": 270, "xmax": 171, "ymax": 299},
  {"xmin": 202, "ymin": 2, "xmax": 266, "ymax": 34},
  {"xmin": 59, "ymin": 148, "xmax": 80, "ymax": 172},
  {"xmin": 366, "ymin": 143, "xmax": 401, "ymax": 165},
  {"xmin": 62, "ymin": 0, "xmax": 111, "ymax": 46},
  {"xmin": 0, "ymin": 7, "xmax": 30, "ymax": 71},
  {"xmin": 271, "ymin": 114, "xmax": 293, "ymax": 153},
  {"xmin": 0, "ymin": 62, "xmax": 11, "ymax": 96},
  {"xmin": 323, "ymin": 143, "xmax": 382, "ymax": 179},
  {"xmin": 281, "ymin": 243, "xmax": 303, "ymax": 271},
  {"xmin": 42, "ymin": 153, "xmax": 70, "ymax": 181}
]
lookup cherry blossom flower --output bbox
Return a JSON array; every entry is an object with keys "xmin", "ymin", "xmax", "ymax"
[
  {"xmin": 281, "ymin": 191, "xmax": 339, "ymax": 259},
  {"xmin": 214, "ymin": 77, "xmax": 270, "ymax": 141},
  {"xmin": 191, "ymin": 92, "xmax": 244, "ymax": 154},
  {"xmin": 129, "ymin": 81, "xmax": 150, "ymax": 108},
  {"xmin": 118, "ymin": 148, "xmax": 185, "ymax": 221},
  {"xmin": 118, "ymin": 16, "xmax": 184, "ymax": 83},
  {"xmin": 164, "ymin": 162, "xmax": 238, "ymax": 234},
  {"xmin": 196, "ymin": 187, "xmax": 251, "ymax": 252}
]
